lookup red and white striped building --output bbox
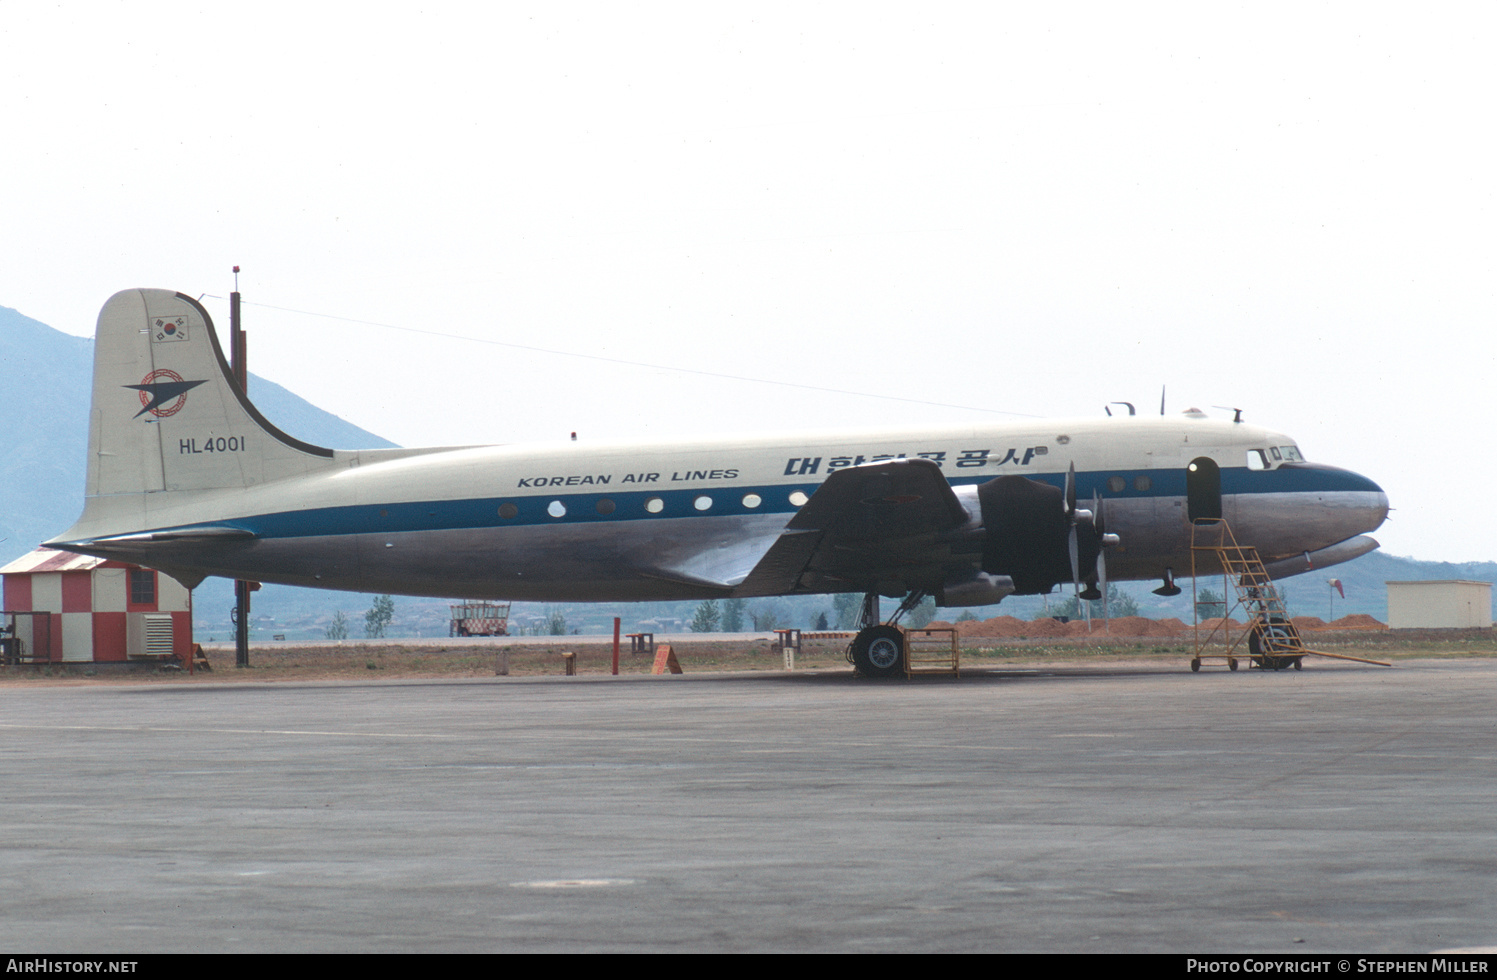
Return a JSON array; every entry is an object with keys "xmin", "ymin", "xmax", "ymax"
[{"xmin": 1, "ymin": 549, "xmax": 192, "ymax": 663}]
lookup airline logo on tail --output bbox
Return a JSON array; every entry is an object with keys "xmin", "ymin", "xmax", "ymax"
[{"xmin": 125, "ymin": 369, "xmax": 206, "ymax": 418}]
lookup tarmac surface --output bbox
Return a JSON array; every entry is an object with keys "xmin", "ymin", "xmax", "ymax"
[{"xmin": 1, "ymin": 658, "xmax": 1494, "ymax": 953}]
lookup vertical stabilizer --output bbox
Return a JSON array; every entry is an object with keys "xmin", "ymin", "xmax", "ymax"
[{"xmin": 83, "ymin": 288, "xmax": 335, "ymax": 500}]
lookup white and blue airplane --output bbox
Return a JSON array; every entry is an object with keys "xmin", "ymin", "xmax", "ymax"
[{"xmin": 49, "ymin": 288, "xmax": 1389, "ymax": 675}]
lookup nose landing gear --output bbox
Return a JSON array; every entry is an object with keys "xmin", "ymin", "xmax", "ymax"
[{"xmin": 1249, "ymin": 616, "xmax": 1304, "ymax": 671}]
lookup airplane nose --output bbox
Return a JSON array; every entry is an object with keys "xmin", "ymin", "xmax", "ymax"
[
  {"xmin": 1369, "ymin": 486, "xmax": 1391, "ymax": 532},
  {"xmin": 1317, "ymin": 464, "xmax": 1389, "ymax": 536},
  {"xmin": 1256, "ymin": 462, "xmax": 1390, "ymax": 548},
  {"xmin": 1251, "ymin": 466, "xmax": 1388, "ymax": 578},
  {"xmin": 1346, "ymin": 469, "xmax": 1389, "ymax": 533}
]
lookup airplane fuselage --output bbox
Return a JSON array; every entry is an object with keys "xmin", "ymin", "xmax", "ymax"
[{"xmin": 66, "ymin": 415, "xmax": 1387, "ymax": 602}]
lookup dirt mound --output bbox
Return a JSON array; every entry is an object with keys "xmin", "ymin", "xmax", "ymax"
[
  {"xmin": 1098, "ymin": 616, "xmax": 1191, "ymax": 637},
  {"xmin": 1330, "ymin": 613, "xmax": 1388, "ymax": 630},
  {"xmin": 955, "ymin": 615, "xmax": 1030, "ymax": 638}
]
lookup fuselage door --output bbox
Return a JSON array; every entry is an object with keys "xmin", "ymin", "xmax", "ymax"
[{"xmin": 1187, "ymin": 456, "xmax": 1222, "ymax": 523}]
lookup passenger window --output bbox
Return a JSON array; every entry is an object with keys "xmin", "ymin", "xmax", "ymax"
[
  {"xmin": 645, "ymin": 497, "xmax": 664, "ymax": 514},
  {"xmin": 1134, "ymin": 475, "xmax": 1151, "ymax": 492},
  {"xmin": 789, "ymin": 491, "xmax": 809, "ymax": 507},
  {"xmin": 742, "ymin": 493, "xmax": 762, "ymax": 509},
  {"xmin": 694, "ymin": 495, "xmax": 713, "ymax": 511},
  {"xmin": 1108, "ymin": 476, "xmax": 1126, "ymax": 493},
  {"xmin": 547, "ymin": 501, "xmax": 566, "ymax": 518},
  {"xmin": 595, "ymin": 499, "xmax": 616, "ymax": 515}
]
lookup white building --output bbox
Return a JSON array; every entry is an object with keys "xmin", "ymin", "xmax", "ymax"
[{"xmin": 1385, "ymin": 580, "xmax": 1493, "ymax": 630}]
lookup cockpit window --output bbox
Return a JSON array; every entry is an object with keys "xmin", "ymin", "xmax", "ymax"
[{"xmin": 1251, "ymin": 446, "xmax": 1304, "ymax": 469}]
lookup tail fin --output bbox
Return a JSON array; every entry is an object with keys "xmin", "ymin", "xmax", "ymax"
[{"xmin": 55, "ymin": 289, "xmax": 336, "ymax": 543}]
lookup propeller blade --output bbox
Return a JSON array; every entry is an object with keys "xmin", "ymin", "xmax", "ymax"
[
  {"xmin": 1064, "ymin": 462, "xmax": 1077, "ymax": 518},
  {"xmin": 1092, "ymin": 491, "xmax": 1106, "ymax": 537},
  {"xmin": 1069, "ymin": 524, "xmax": 1080, "ymax": 592},
  {"xmin": 1100, "ymin": 549, "xmax": 1109, "ymax": 621}
]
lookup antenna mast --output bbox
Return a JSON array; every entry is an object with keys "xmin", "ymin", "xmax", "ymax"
[{"xmin": 231, "ymin": 266, "xmax": 252, "ymax": 668}]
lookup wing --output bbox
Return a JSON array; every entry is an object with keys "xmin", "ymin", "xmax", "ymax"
[{"xmin": 734, "ymin": 458, "xmax": 978, "ymax": 597}]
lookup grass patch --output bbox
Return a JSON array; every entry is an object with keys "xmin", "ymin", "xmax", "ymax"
[{"xmin": 2, "ymin": 629, "xmax": 1493, "ymax": 685}]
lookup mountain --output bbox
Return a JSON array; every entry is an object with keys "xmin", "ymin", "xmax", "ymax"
[{"xmin": 0, "ymin": 307, "xmax": 93, "ymax": 560}]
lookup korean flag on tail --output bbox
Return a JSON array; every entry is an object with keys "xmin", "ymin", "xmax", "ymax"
[{"xmin": 152, "ymin": 316, "xmax": 189, "ymax": 343}]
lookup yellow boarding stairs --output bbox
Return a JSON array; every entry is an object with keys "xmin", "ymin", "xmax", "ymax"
[{"xmin": 1188, "ymin": 519, "xmax": 1389, "ymax": 671}]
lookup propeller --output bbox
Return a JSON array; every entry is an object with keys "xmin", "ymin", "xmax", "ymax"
[
  {"xmin": 1099, "ymin": 540, "xmax": 1109, "ymax": 621},
  {"xmin": 1075, "ymin": 488, "xmax": 1119, "ymax": 605},
  {"xmin": 1090, "ymin": 490, "xmax": 1116, "ymax": 609},
  {"xmin": 1063, "ymin": 464, "xmax": 1112, "ymax": 604},
  {"xmin": 1095, "ymin": 491, "xmax": 1109, "ymax": 616},
  {"xmin": 1059, "ymin": 465, "xmax": 1124, "ymax": 617},
  {"xmin": 1064, "ymin": 463, "xmax": 1081, "ymax": 597}
]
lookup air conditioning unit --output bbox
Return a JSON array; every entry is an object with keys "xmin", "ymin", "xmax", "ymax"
[{"xmin": 127, "ymin": 613, "xmax": 175, "ymax": 658}]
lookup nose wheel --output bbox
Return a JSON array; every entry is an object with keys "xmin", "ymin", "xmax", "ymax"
[{"xmin": 1249, "ymin": 617, "xmax": 1304, "ymax": 671}]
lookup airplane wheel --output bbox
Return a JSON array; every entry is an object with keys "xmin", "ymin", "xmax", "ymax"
[
  {"xmin": 1292, "ymin": 658, "xmax": 1303, "ymax": 671},
  {"xmin": 851, "ymin": 625, "xmax": 906, "ymax": 679},
  {"xmin": 1190, "ymin": 658, "xmax": 1200, "ymax": 672},
  {"xmin": 1228, "ymin": 658, "xmax": 1238, "ymax": 671},
  {"xmin": 1249, "ymin": 617, "xmax": 1298, "ymax": 670}
]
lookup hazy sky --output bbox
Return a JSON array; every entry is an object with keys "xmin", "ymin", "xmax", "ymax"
[{"xmin": 3, "ymin": 3, "xmax": 1493, "ymax": 562}]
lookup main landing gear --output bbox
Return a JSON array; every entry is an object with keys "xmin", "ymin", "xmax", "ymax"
[{"xmin": 847, "ymin": 591, "xmax": 927, "ymax": 678}]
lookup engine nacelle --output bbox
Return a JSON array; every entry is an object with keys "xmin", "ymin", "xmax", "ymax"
[
  {"xmin": 973, "ymin": 474, "xmax": 1103, "ymax": 595},
  {"xmin": 936, "ymin": 571, "xmax": 1016, "ymax": 608}
]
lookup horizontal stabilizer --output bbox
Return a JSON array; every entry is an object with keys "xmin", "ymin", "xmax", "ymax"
[{"xmin": 87, "ymin": 526, "xmax": 258, "ymax": 544}]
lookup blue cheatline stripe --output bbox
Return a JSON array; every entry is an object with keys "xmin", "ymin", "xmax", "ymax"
[{"xmin": 146, "ymin": 463, "xmax": 1381, "ymax": 541}]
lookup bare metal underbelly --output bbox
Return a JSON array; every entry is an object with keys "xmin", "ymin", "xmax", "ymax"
[{"xmin": 84, "ymin": 490, "xmax": 1387, "ymax": 602}]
